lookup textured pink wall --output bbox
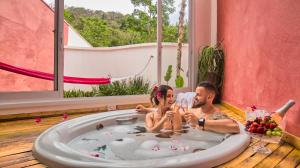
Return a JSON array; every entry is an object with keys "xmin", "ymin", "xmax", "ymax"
[
  {"xmin": 0, "ymin": 0, "xmax": 68, "ymax": 92},
  {"xmin": 218, "ymin": 0, "xmax": 300, "ymax": 136}
]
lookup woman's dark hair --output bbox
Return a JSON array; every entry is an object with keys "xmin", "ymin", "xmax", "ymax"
[{"xmin": 150, "ymin": 85, "xmax": 173, "ymax": 106}]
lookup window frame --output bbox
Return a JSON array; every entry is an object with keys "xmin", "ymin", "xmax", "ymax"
[
  {"xmin": 0, "ymin": 0, "xmax": 198, "ymax": 114},
  {"xmin": 0, "ymin": 0, "xmax": 64, "ymax": 101}
]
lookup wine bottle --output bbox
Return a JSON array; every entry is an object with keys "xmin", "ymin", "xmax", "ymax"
[{"xmin": 272, "ymin": 100, "xmax": 295, "ymax": 124}]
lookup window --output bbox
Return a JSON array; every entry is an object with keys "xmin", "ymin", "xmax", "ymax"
[
  {"xmin": 0, "ymin": 0, "xmax": 64, "ymax": 101},
  {"xmin": 160, "ymin": 0, "xmax": 190, "ymax": 89},
  {"xmin": 0, "ymin": 0, "xmax": 194, "ymax": 104}
]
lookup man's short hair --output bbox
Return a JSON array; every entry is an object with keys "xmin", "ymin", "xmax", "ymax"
[{"xmin": 197, "ymin": 81, "xmax": 217, "ymax": 94}]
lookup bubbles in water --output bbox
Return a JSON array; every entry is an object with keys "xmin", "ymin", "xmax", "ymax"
[{"xmin": 68, "ymin": 121, "xmax": 228, "ymax": 160}]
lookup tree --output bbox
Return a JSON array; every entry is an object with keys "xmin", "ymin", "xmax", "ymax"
[
  {"xmin": 63, "ymin": 0, "xmax": 181, "ymax": 47},
  {"xmin": 175, "ymin": 0, "xmax": 186, "ymax": 88},
  {"xmin": 79, "ymin": 17, "xmax": 112, "ymax": 47}
]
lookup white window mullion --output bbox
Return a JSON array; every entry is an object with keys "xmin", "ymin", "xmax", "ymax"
[
  {"xmin": 188, "ymin": 0, "xmax": 196, "ymax": 90},
  {"xmin": 54, "ymin": 0, "xmax": 64, "ymax": 97}
]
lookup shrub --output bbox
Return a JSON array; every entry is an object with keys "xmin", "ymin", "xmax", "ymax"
[{"xmin": 64, "ymin": 77, "xmax": 150, "ymax": 98}]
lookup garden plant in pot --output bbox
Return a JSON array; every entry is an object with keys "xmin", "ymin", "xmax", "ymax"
[{"xmin": 198, "ymin": 43, "xmax": 224, "ymax": 103}]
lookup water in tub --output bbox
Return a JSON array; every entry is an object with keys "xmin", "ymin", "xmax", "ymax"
[{"xmin": 68, "ymin": 121, "xmax": 230, "ymax": 160}]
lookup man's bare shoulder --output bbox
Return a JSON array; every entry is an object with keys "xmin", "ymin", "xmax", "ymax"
[{"xmin": 209, "ymin": 111, "xmax": 230, "ymax": 120}]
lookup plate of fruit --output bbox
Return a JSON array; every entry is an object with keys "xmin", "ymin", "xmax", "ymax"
[{"xmin": 245, "ymin": 116, "xmax": 283, "ymax": 143}]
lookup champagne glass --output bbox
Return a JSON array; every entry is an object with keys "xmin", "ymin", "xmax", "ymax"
[
  {"xmin": 245, "ymin": 107, "xmax": 273, "ymax": 155},
  {"xmin": 181, "ymin": 98, "xmax": 190, "ymax": 128}
]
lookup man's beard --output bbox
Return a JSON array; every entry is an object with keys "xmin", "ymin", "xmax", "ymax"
[{"xmin": 192, "ymin": 98, "xmax": 206, "ymax": 108}]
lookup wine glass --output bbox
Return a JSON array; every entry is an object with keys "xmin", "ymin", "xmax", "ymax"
[
  {"xmin": 245, "ymin": 107, "xmax": 281, "ymax": 155},
  {"xmin": 181, "ymin": 98, "xmax": 190, "ymax": 128}
]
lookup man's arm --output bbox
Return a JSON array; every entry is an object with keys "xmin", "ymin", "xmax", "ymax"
[
  {"xmin": 202, "ymin": 119, "xmax": 240, "ymax": 134},
  {"xmin": 186, "ymin": 113, "xmax": 240, "ymax": 134}
]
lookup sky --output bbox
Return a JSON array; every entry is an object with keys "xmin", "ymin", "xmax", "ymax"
[{"xmin": 43, "ymin": 0, "xmax": 188, "ymax": 25}]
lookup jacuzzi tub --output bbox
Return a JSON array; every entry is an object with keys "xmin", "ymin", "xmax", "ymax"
[{"xmin": 33, "ymin": 109, "xmax": 250, "ymax": 168}]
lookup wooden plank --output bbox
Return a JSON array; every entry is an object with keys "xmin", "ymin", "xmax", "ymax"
[
  {"xmin": 0, "ymin": 113, "xmax": 95, "ymax": 139},
  {"xmin": 0, "ymin": 107, "xmax": 107, "ymax": 121},
  {"xmin": 282, "ymin": 131, "xmax": 300, "ymax": 150},
  {"xmin": 0, "ymin": 152, "xmax": 32, "ymax": 167},
  {"xmin": 234, "ymin": 143, "xmax": 281, "ymax": 168},
  {"xmin": 254, "ymin": 143, "xmax": 294, "ymax": 168},
  {"xmin": 221, "ymin": 102, "xmax": 246, "ymax": 119},
  {"xmin": 3, "ymin": 160, "xmax": 39, "ymax": 168},
  {"xmin": 25, "ymin": 164, "xmax": 47, "ymax": 168},
  {"xmin": 0, "ymin": 155, "xmax": 35, "ymax": 167},
  {"xmin": 275, "ymin": 148, "xmax": 300, "ymax": 168},
  {"xmin": 0, "ymin": 142, "xmax": 32, "ymax": 157},
  {"xmin": 117, "ymin": 103, "xmax": 151, "ymax": 110},
  {"xmin": 0, "ymin": 135, "xmax": 37, "ymax": 145},
  {"xmin": 217, "ymin": 140, "xmax": 262, "ymax": 167}
]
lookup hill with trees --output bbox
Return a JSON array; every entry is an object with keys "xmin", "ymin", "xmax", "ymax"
[{"xmin": 64, "ymin": 0, "xmax": 188, "ymax": 47}]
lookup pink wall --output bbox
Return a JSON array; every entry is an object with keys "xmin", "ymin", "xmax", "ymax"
[
  {"xmin": 0, "ymin": 0, "xmax": 68, "ymax": 92},
  {"xmin": 218, "ymin": 0, "xmax": 300, "ymax": 136}
]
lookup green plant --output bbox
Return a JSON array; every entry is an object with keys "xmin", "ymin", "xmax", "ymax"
[
  {"xmin": 175, "ymin": 75, "xmax": 184, "ymax": 88},
  {"xmin": 64, "ymin": 89, "xmax": 94, "ymax": 98},
  {"xmin": 198, "ymin": 43, "xmax": 224, "ymax": 103},
  {"xmin": 164, "ymin": 65, "xmax": 173, "ymax": 84},
  {"xmin": 94, "ymin": 77, "xmax": 150, "ymax": 96},
  {"xmin": 64, "ymin": 77, "xmax": 150, "ymax": 98}
]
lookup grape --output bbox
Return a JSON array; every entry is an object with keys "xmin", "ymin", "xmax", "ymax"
[
  {"xmin": 276, "ymin": 131, "xmax": 282, "ymax": 136},
  {"xmin": 266, "ymin": 130, "xmax": 272, "ymax": 136},
  {"xmin": 273, "ymin": 127, "xmax": 281, "ymax": 131},
  {"xmin": 271, "ymin": 131, "xmax": 277, "ymax": 136}
]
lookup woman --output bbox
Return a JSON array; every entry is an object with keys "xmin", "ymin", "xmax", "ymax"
[{"xmin": 145, "ymin": 85, "xmax": 182, "ymax": 132}]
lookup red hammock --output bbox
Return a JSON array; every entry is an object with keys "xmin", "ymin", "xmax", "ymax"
[{"xmin": 0, "ymin": 62, "xmax": 111, "ymax": 84}]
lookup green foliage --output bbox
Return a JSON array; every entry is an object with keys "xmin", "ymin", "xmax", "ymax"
[
  {"xmin": 175, "ymin": 75, "xmax": 184, "ymax": 88},
  {"xmin": 198, "ymin": 44, "xmax": 224, "ymax": 103},
  {"xmin": 64, "ymin": 77, "xmax": 150, "ymax": 98},
  {"xmin": 79, "ymin": 17, "xmax": 112, "ymax": 47},
  {"xmin": 64, "ymin": 89, "xmax": 94, "ymax": 98},
  {"xmin": 95, "ymin": 77, "xmax": 150, "ymax": 96},
  {"xmin": 164, "ymin": 65, "xmax": 173, "ymax": 84},
  {"xmin": 63, "ymin": 0, "xmax": 188, "ymax": 47}
]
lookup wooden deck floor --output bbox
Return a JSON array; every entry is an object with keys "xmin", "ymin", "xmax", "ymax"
[{"xmin": 0, "ymin": 105, "xmax": 299, "ymax": 168}]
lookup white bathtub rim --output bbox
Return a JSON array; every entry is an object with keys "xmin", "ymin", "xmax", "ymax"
[{"xmin": 33, "ymin": 109, "xmax": 250, "ymax": 168}]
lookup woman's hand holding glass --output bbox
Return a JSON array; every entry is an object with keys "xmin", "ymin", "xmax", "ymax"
[{"xmin": 166, "ymin": 110, "xmax": 174, "ymax": 121}]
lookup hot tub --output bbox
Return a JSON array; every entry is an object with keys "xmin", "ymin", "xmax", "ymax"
[{"xmin": 33, "ymin": 109, "xmax": 250, "ymax": 168}]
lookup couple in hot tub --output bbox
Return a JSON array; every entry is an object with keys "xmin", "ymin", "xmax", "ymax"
[{"xmin": 136, "ymin": 81, "xmax": 240, "ymax": 134}]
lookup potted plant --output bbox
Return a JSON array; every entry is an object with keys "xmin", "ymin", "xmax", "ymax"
[{"xmin": 198, "ymin": 43, "xmax": 224, "ymax": 103}]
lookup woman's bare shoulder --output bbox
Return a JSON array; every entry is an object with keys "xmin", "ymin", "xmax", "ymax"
[{"xmin": 146, "ymin": 112, "xmax": 155, "ymax": 118}]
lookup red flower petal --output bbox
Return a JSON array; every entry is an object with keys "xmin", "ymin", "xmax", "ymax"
[
  {"xmin": 35, "ymin": 117, "xmax": 41, "ymax": 123},
  {"xmin": 157, "ymin": 92, "xmax": 162, "ymax": 99},
  {"xmin": 62, "ymin": 113, "xmax": 68, "ymax": 120},
  {"xmin": 251, "ymin": 105, "xmax": 257, "ymax": 111}
]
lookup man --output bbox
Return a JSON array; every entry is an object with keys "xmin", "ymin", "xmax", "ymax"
[
  {"xmin": 136, "ymin": 81, "xmax": 240, "ymax": 134},
  {"xmin": 184, "ymin": 81, "xmax": 240, "ymax": 134}
]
